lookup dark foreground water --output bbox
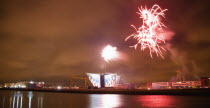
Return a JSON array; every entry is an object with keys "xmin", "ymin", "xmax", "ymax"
[{"xmin": 1, "ymin": 90, "xmax": 210, "ymax": 108}]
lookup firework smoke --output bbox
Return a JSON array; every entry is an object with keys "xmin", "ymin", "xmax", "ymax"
[
  {"xmin": 166, "ymin": 41, "xmax": 202, "ymax": 81},
  {"xmin": 126, "ymin": 4, "xmax": 168, "ymax": 58}
]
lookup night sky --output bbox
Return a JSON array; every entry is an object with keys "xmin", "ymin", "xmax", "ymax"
[{"xmin": 1, "ymin": 0, "xmax": 210, "ymax": 83}]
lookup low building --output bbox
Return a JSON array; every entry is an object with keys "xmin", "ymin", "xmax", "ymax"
[
  {"xmin": 4, "ymin": 81, "xmax": 44, "ymax": 88},
  {"xmin": 148, "ymin": 81, "xmax": 201, "ymax": 89},
  {"xmin": 4, "ymin": 83, "xmax": 15, "ymax": 88},
  {"xmin": 151, "ymin": 82, "xmax": 171, "ymax": 89},
  {"xmin": 172, "ymin": 81, "xmax": 201, "ymax": 88}
]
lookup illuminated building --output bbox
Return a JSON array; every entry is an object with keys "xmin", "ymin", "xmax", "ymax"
[
  {"xmin": 104, "ymin": 73, "xmax": 120, "ymax": 87},
  {"xmin": 151, "ymin": 82, "xmax": 171, "ymax": 89},
  {"xmin": 86, "ymin": 73, "xmax": 101, "ymax": 88},
  {"xmin": 86, "ymin": 73, "xmax": 120, "ymax": 88},
  {"xmin": 171, "ymin": 81, "xmax": 201, "ymax": 88},
  {"xmin": 4, "ymin": 83, "xmax": 15, "ymax": 88},
  {"xmin": 148, "ymin": 81, "xmax": 201, "ymax": 89},
  {"xmin": 4, "ymin": 81, "xmax": 45, "ymax": 88}
]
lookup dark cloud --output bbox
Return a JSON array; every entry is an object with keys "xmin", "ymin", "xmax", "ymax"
[{"xmin": 0, "ymin": 0, "xmax": 210, "ymax": 83}]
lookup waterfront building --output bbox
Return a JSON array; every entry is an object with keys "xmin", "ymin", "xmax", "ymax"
[{"xmin": 86, "ymin": 73, "xmax": 120, "ymax": 88}]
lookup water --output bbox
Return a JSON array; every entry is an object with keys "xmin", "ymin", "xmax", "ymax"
[{"xmin": 1, "ymin": 90, "xmax": 210, "ymax": 108}]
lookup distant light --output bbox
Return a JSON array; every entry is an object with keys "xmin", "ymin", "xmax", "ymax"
[
  {"xmin": 209, "ymin": 78, "xmax": 210, "ymax": 79},
  {"xmin": 30, "ymin": 81, "xmax": 34, "ymax": 84},
  {"xmin": 21, "ymin": 85, "xmax": 26, "ymax": 88},
  {"xmin": 57, "ymin": 86, "xmax": 62, "ymax": 89}
]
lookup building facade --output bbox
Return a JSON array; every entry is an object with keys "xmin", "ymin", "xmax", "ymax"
[
  {"xmin": 86, "ymin": 73, "xmax": 120, "ymax": 88},
  {"xmin": 148, "ymin": 81, "xmax": 201, "ymax": 89}
]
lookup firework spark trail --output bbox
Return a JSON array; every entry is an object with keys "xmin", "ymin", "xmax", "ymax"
[{"xmin": 126, "ymin": 4, "xmax": 168, "ymax": 58}]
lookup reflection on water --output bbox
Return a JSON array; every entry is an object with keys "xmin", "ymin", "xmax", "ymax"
[
  {"xmin": 1, "ymin": 90, "xmax": 210, "ymax": 108},
  {"xmin": 89, "ymin": 94, "xmax": 122, "ymax": 108},
  {"xmin": 138, "ymin": 95, "xmax": 176, "ymax": 108},
  {"xmin": 28, "ymin": 91, "xmax": 32, "ymax": 108},
  {"xmin": 1, "ymin": 91, "xmax": 43, "ymax": 108},
  {"xmin": 38, "ymin": 96, "xmax": 43, "ymax": 108},
  {"xmin": 2, "ymin": 96, "xmax": 5, "ymax": 108},
  {"xmin": 12, "ymin": 91, "xmax": 23, "ymax": 108}
]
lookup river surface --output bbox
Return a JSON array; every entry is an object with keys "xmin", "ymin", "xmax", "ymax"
[{"xmin": 1, "ymin": 90, "xmax": 210, "ymax": 108}]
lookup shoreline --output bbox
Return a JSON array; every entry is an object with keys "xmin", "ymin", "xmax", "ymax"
[{"xmin": 1, "ymin": 88, "xmax": 210, "ymax": 96}]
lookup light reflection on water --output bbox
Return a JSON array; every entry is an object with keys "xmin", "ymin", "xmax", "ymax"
[
  {"xmin": 1, "ymin": 90, "xmax": 210, "ymax": 108},
  {"xmin": 138, "ymin": 95, "xmax": 176, "ymax": 108},
  {"xmin": 1, "ymin": 91, "xmax": 44, "ymax": 108},
  {"xmin": 89, "ymin": 94, "xmax": 122, "ymax": 108},
  {"xmin": 12, "ymin": 91, "xmax": 23, "ymax": 108}
]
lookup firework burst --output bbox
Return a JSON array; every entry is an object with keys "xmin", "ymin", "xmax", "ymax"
[
  {"xmin": 101, "ymin": 45, "xmax": 118, "ymax": 62},
  {"xmin": 126, "ymin": 4, "xmax": 168, "ymax": 58}
]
